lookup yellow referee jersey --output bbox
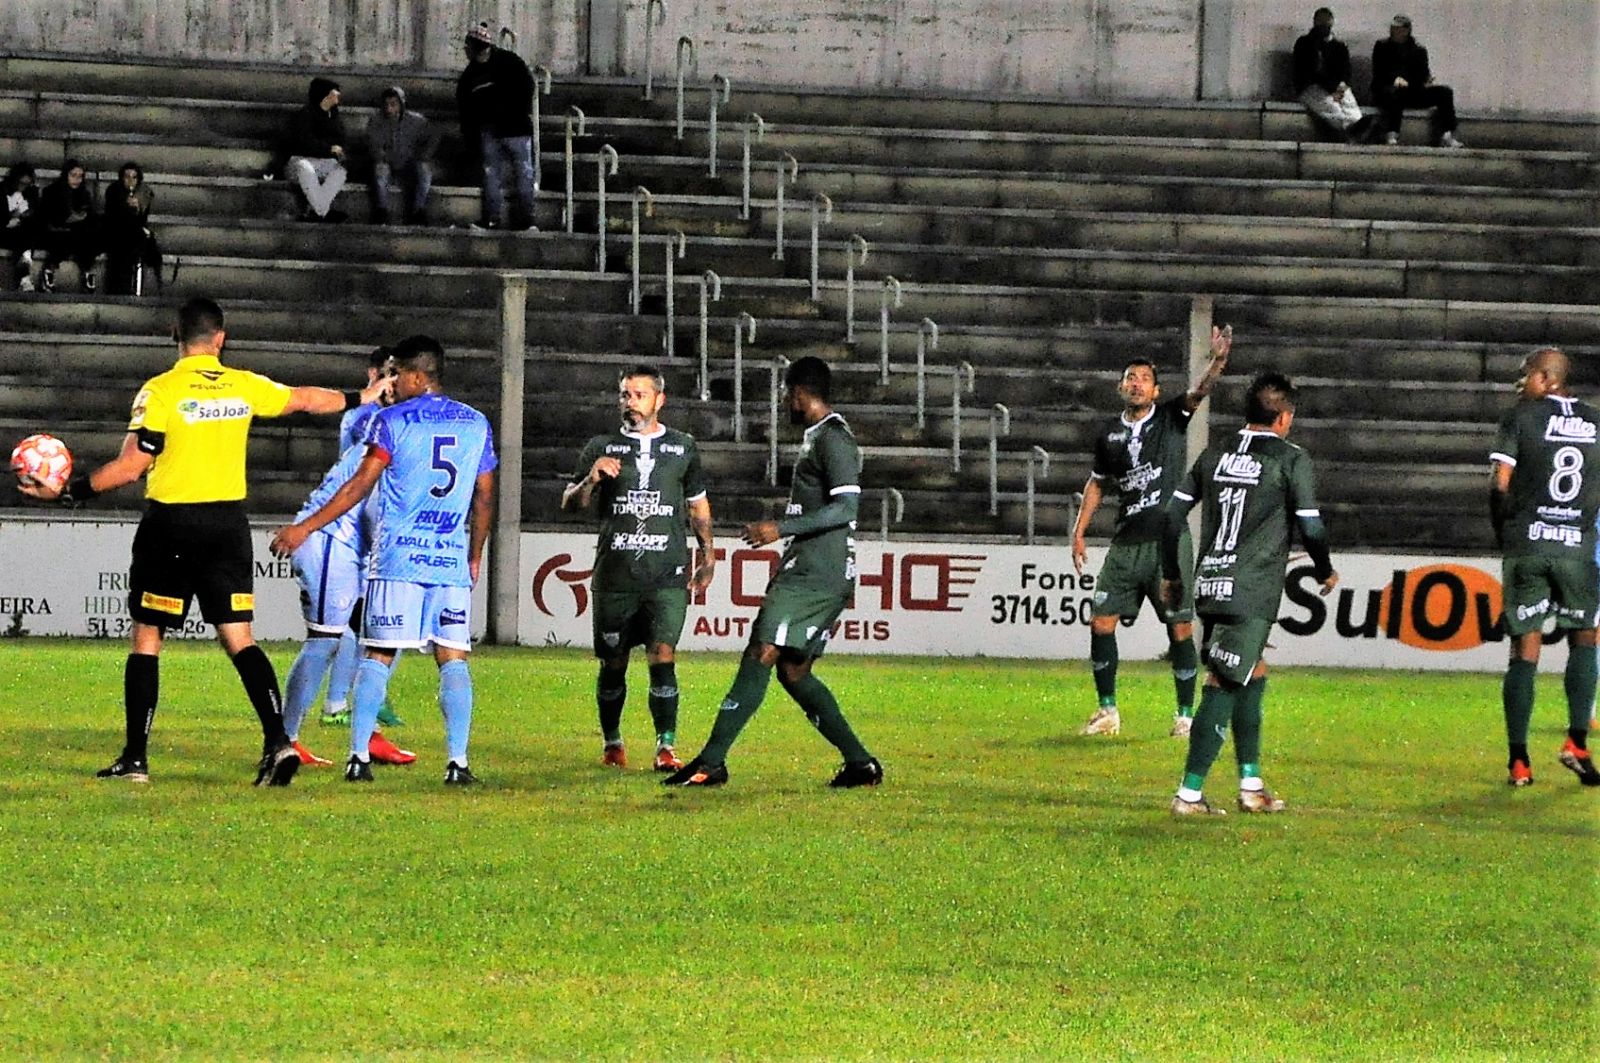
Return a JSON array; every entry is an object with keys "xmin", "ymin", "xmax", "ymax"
[{"xmin": 127, "ymin": 353, "xmax": 293, "ymax": 503}]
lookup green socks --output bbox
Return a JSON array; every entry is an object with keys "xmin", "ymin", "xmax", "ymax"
[
  {"xmin": 784, "ymin": 672, "xmax": 871, "ymax": 764},
  {"xmin": 1182, "ymin": 683, "xmax": 1238, "ymax": 788},
  {"xmin": 597, "ymin": 668, "xmax": 627, "ymax": 745},
  {"xmin": 1233, "ymin": 676, "xmax": 1266, "ymax": 772},
  {"xmin": 699, "ymin": 653, "xmax": 773, "ymax": 765},
  {"xmin": 1503, "ymin": 658, "xmax": 1537, "ymax": 756},
  {"xmin": 1564, "ymin": 644, "xmax": 1597, "ymax": 737},
  {"xmin": 1171, "ymin": 637, "xmax": 1198, "ymax": 717},
  {"xmin": 648, "ymin": 662, "xmax": 679, "ymax": 746},
  {"xmin": 1090, "ymin": 631, "xmax": 1118, "ymax": 706}
]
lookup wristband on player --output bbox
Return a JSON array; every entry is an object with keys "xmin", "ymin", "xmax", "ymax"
[
  {"xmin": 62, "ymin": 472, "xmax": 97, "ymax": 503},
  {"xmin": 342, "ymin": 390, "xmax": 363, "ymax": 411}
]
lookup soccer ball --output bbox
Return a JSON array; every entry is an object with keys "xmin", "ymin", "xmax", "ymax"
[{"xmin": 11, "ymin": 433, "xmax": 73, "ymax": 492}]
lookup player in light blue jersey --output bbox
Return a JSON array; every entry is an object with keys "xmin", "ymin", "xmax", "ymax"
[{"xmin": 272, "ymin": 335, "xmax": 497, "ymax": 785}]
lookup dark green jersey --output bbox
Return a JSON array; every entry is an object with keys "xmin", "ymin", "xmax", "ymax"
[
  {"xmin": 1492, "ymin": 395, "xmax": 1600, "ymax": 559},
  {"xmin": 1091, "ymin": 398, "xmax": 1194, "ymax": 543},
  {"xmin": 1175, "ymin": 429, "xmax": 1321, "ymax": 620},
  {"xmin": 574, "ymin": 425, "xmax": 707, "ymax": 590},
  {"xmin": 774, "ymin": 413, "xmax": 862, "ymax": 593}
]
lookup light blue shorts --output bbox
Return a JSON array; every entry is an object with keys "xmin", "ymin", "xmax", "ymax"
[
  {"xmin": 293, "ymin": 532, "xmax": 364, "ymax": 635},
  {"xmin": 362, "ymin": 579, "xmax": 473, "ymax": 651}
]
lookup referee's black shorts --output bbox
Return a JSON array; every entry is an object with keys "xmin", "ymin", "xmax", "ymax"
[{"xmin": 128, "ymin": 501, "xmax": 256, "ymax": 627}]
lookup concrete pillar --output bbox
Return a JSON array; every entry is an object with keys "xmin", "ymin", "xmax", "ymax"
[
  {"xmin": 1187, "ymin": 293, "xmax": 1214, "ymax": 469},
  {"xmin": 490, "ymin": 273, "xmax": 527, "ymax": 645}
]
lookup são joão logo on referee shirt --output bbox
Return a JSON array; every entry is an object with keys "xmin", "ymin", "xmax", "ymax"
[
  {"xmin": 1280, "ymin": 563, "xmax": 1505, "ymax": 652},
  {"xmin": 176, "ymin": 398, "xmax": 251, "ymax": 423}
]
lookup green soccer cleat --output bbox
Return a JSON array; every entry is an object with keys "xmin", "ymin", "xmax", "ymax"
[
  {"xmin": 320, "ymin": 708, "xmax": 351, "ymax": 727},
  {"xmin": 375, "ymin": 703, "xmax": 405, "ymax": 728}
]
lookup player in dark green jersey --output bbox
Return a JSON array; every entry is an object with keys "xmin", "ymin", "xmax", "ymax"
[
  {"xmin": 1160, "ymin": 372, "xmax": 1338, "ymax": 815},
  {"xmin": 664, "ymin": 357, "xmax": 883, "ymax": 789},
  {"xmin": 1489, "ymin": 347, "xmax": 1600, "ymax": 788},
  {"xmin": 562, "ymin": 365, "xmax": 716, "ymax": 772},
  {"xmin": 1073, "ymin": 326, "xmax": 1232, "ymax": 739}
]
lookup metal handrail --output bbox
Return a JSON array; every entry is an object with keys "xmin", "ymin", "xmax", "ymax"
[
  {"xmin": 733, "ymin": 312, "xmax": 757, "ymax": 443},
  {"xmin": 662, "ymin": 229, "xmax": 686, "ymax": 357},
  {"xmin": 879, "ymin": 488, "xmax": 905, "ymax": 541},
  {"xmin": 674, "ymin": 38, "xmax": 697, "ymax": 140},
  {"xmin": 878, "ymin": 276, "xmax": 903, "ymax": 384},
  {"xmin": 914, "ymin": 317, "xmax": 939, "ymax": 429},
  {"xmin": 498, "ymin": 27, "xmax": 518, "ymax": 48},
  {"xmin": 844, "ymin": 235, "xmax": 869, "ymax": 343},
  {"xmin": 740, "ymin": 114, "xmax": 766, "ymax": 220},
  {"xmin": 809, "ymin": 193, "xmax": 833, "ymax": 301},
  {"xmin": 563, "ymin": 106, "xmax": 586, "ymax": 233},
  {"xmin": 698, "ymin": 269, "xmax": 722, "ymax": 400},
  {"xmin": 767, "ymin": 355, "xmax": 791, "ymax": 485},
  {"xmin": 641, "ymin": 0, "xmax": 667, "ymax": 100},
  {"xmin": 595, "ymin": 145, "xmax": 620, "ymax": 272},
  {"xmin": 630, "ymin": 186, "xmax": 654, "ymax": 312},
  {"xmin": 950, "ymin": 361, "xmax": 974, "ymax": 471},
  {"xmin": 988, "ymin": 404, "xmax": 1011, "ymax": 516},
  {"xmin": 1024, "ymin": 446, "xmax": 1051, "ymax": 543},
  {"xmin": 531, "ymin": 65, "xmax": 551, "ymax": 193},
  {"xmin": 772, "ymin": 153, "xmax": 798, "ymax": 260},
  {"xmin": 708, "ymin": 75, "xmax": 732, "ymax": 176}
]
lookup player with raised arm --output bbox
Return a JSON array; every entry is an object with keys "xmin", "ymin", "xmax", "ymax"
[
  {"xmin": 1489, "ymin": 347, "xmax": 1600, "ymax": 787},
  {"xmin": 17, "ymin": 297, "xmax": 392, "ymax": 785},
  {"xmin": 663, "ymin": 357, "xmax": 882, "ymax": 788},
  {"xmin": 1073, "ymin": 326, "xmax": 1232, "ymax": 738},
  {"xmin": 270, "ymin": 335, "xmax": 496, "ymax": 785},
  {"xmin": 1160, "ymin": 372, "xmax": 1338, "ymax": 816},
  {"xmin": 560, "ymin": 365, "xmax": 716, "ymax": 772}
]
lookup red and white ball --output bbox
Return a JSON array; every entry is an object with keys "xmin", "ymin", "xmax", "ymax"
[{"xmin": 11, "ymin": 433, "xmax": 74, "ymax": 492}]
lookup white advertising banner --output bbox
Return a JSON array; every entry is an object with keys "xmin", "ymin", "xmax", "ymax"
[
  {"xmin": 519, "ymin": 532, "xmax": 1546, "ymax": 673},
  {"xmin": 0, "ymin": 519, "xmax": 486, "ymax": 642}
]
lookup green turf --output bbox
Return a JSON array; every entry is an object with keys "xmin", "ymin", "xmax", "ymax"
[{"xmin": 0, "ymin": 640, "xmax": 1595, "ymax": 1060}]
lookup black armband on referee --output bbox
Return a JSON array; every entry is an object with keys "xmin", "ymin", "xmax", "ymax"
[
  {"xmin": 342, "ymin": 390, "xmax": 363, "ymax": 411},
  {"xmin": 62, "ymin": 472, "xmax": 97, "ymax": 503}
]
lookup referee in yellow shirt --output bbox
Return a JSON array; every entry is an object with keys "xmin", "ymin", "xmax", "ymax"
[{"xmin": 20, "ymin": 298, "xmax": 392, "ymax": 786}]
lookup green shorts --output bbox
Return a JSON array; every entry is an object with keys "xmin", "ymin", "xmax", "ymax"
[
  {"xmin": 1500, "ymin": 554, "xmax": 1600, "ymax": 637},
  {"xmin": 1200, "ymin": 615, "xmax": 1273, "ymax": 687},
  {"xmin": 1091, "ymin": 533, "xmax": 1195, "ymax": 624},
  {"xmin": 751, "ymin": 578, "xmax": 850, "ymax": 661},
  {"xmin": 592, "ymin": 586, "xmax": 689, "ymax": 658}
]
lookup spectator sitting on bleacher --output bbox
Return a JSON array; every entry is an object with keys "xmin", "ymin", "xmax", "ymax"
[
  {"xmin": 2, "ymin": 163, "xmax": 43, "ymax": 290},
  {"xmin": 285, "ymin": 77, "xmax": 349, "ymax": 222},
  {"xmin": 38, "ymin": 159, "xmax": 100, "ymax": 293},
  {"xmin": 102, "ymin": 161, "xmax": 162, "ymax": 296},
  {"xmin": 1371, "ymin": 14, "xmax": 1464, "ymax": 148},
  {"xmin": 1292, "ymin": 8, "xmax": 1374, "ymax": 143},
  {"xmin": 457, "ymin": 20, "xmax": 537, "ymax": 230},
  {"xmin": 366, "ymin": 86, "xmax": 438, "ymax": 225}
]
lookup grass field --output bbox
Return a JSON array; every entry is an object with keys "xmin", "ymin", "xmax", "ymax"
[{"xmin": 0, "ymin": 640, "xmax": 1595, "ymax": 1059}]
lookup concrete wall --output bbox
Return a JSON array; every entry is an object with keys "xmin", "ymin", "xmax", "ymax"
[{"xmin": 2, "ymin": 0, "xmax": 1596, "ymax": 115}]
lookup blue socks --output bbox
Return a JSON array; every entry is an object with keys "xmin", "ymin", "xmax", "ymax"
[
  {"xmin": 325, "ymin": 629, "xmax": 362, "ymax": 712},
  {"xmin": 283, "ymin": 636, "xmax": 340, "ymax": 739},
  {"xmin": 440, "ymin": 660, "xmax": 473, "ymax": 764},
  {"xmin": 350, "ymin": 657, "xmax": 392, "ymax": 760}
]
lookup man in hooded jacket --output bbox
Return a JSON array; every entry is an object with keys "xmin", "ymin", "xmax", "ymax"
[{"xmin": 285, "ymin": 77, "xmax": 349, "ymax": 221}]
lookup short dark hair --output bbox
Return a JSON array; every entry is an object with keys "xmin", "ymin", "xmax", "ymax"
[
  {"xmin": 177, "ymin": 298, "xmax": 225, "ymax": 346},
  {"xmin": 465, "ymin": 38, "xmax": 491, "ymax": 59},
  {"xmin": 391, "ymin": 334, "xmax": 445, "ymax": 381},
  {"xmin": 367, "ymin": 345, "xmax": 393, "ymax": 370},
  {"xmin": 785, "ymin": 356, "xmax": 832, "ymax": 401},
  {"xmin": 1313, "ymin": 7, "xmax": 1333, "ymax": 20},
  {"xmin": 1245, "ymin": 372, "xmax": 1298, "ymax": 424},
  {"xmin": 1121, "ymin": 359, "xmax": 1159, "ymax": 385},
  {"xmin": 620, "ymin": 364, "xmax": 665, "ymax": 392}
]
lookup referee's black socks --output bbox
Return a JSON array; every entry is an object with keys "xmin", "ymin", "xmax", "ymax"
[
  {"xmin": 230, "ymin": 644, "xmax": 288, "ymax": 750},
  {"xmin": 123, "ymin": 653, "xmax": 158, "ymax": 762}
]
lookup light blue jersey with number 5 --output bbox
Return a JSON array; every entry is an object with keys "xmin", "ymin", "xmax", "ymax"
[{"xmin": 363, "ymin": 393, "xmax": 497, "ymax": 586}]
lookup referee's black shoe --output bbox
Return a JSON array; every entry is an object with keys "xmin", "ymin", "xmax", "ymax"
[
  {"xmin": 253, "ymin": 743, "xmax": 301, "ymax": 787},
  {"xmin": 95, "ymin": 754, "xmax": 149, "ymax": 783},
  {"xmin": 828, "ymin": 757, "xmax": 884, "ymax": 789}
]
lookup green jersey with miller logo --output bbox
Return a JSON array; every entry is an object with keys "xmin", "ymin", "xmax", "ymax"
[
  {"xmin": 1091, "ymin": 397, "xmax": 1193, "ymax": 543},
  {"xmin": 775, "ymin": 413, "xmax": 862, "ymax": 594},
  {"xmin": 1174, "ymin": 429, "xmax": 1322, "ymax": 621},
  {"xmin": 1491, "ymin": 395, "xmax": 1600, "ymax": 559},
  {"xmin": 574, "ymin": 425, "xmax": 707, "ymax": 590}
]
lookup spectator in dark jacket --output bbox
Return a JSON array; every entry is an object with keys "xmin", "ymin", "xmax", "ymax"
[
  {"xmin": 366, "ymin": 86, "xmax": 439, "ymax": 224},
  {"xmin": 1371, "ymin": 14, "xmax": 1463, "ymax": 147},
  {"xmin": 457, "ymin": 21, "xmax": 537, "ymax": 229},
  {"xmin": 38, "ymin": 159, "xmax": 100, "ymax": 292},
  {"xmin": 1292, "ymin": 8, "xmax": 1373, "ymax": 142},
  {"xmin": 102, "ymin": 161, "xmax": 162, "ymax": 295},
  {"xmin": 2, "ymin": 163, "xmax": 44, "ymax": 289},
  {"xmin": 285, "ymin": 77, "xmax": 349, "ymax": 220}
]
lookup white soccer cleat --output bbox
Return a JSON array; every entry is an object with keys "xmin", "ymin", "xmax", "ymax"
[
  {"xmin": 1170, "ymin": 794, "xmax": 1226, "ymax": 816},
  {"xmin": 1237, "ymin": 787, "xmax": 1287, "ymax": 813},
  {"xmin": 1080, "ymin": 707, "xmax": 1121, "ymax": 736},
  {"xmin": 1169, "ymin": 714, "xmax": 1193, "ymax": 738}
]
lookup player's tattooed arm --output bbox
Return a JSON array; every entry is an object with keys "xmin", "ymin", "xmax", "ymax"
[
  {"xmin": 560, "ymin": 455, "xmax": 621, "ymax": 512},
  {"xmin": 468, "ymin": 470, "xmax": 494, "ymax": 585},
  {"xmin": 1488, "ymin": 459, "xmax": 1513, "ymax": 549},
  {"xmin": 688, "ymin": 496, "xmax": 716, "ymax": 590},
  {"xmin": 1159, "ymin": 490, "xmax": 1198, "ymax": 609},
  {"xmin": 1071, "ymin": 476, "xmax": 1104, "ymax": 575},
  {"xmin": 1183, "ymin": 324, "xmax": 1232, "ymax": 412}
]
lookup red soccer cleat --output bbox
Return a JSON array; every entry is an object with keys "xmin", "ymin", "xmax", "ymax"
[
  {"xmin": 1558, "ymin": 740, "xmax": 1600, "ymax": 787},
  {"xmin": 653, "ymin": 745, "xmax": 684, "ymax": 772},
  {"xmin": 293, "ymin": 740, "xmax": 333, "ymax": 767},
  {"xmin": 1508, "ymin": 759, "xmax": 1534, "ymax": 787},
  {"xmin": 601, "ymin": 742, "xmax": 627, "ymax": 769},
  {"xmin": 368, "ymin": 732, "xmax": 417, "ymax": 765}
]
